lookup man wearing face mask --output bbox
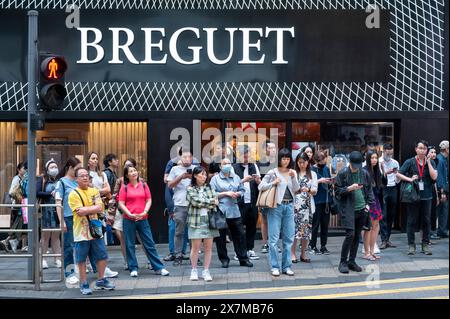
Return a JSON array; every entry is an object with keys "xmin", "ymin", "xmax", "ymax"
[
  {"xmin": 36, "ymin": 159, "xmax": 62, "ymax": 269},
  {"xmin": 378, "ymin": 143, "xmax": 400, "ymax": 250}
]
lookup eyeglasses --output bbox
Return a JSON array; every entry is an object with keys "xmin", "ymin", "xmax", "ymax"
[{"xmin": 77, "ymin": 174, "xmax": 90, "ymax": 178}]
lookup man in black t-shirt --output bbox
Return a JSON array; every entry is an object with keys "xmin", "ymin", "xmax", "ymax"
[{"xmin": 397, "ymin": 140, "xmax": 438, "ymax": 256}]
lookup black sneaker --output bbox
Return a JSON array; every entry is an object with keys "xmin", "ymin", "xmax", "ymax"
[
  {"xmin": 320, "ymin": 247, "xmax": 330, "ymax": 255},
  {"xmin": 172, "ymin": 256, "xmax": 182, "ymax": 266},
  {"xmin": 163, "ymin": 253, "xmax": 175, "ymax": 261},
  {"xmin": 261, "ymin": 243, "xmax": 269, "ymax": 254},
  {"xmin": 348, "ymin": 262, "xmax": 363, "ymax": 272},
  {"xmin": 339, "ymin": 261, "xmax": 349, "ymax": 274}
]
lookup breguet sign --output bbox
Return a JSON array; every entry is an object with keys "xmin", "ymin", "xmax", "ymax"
[{"xmin": 0, "ymin": 9, "xmax": 390, "ymax": 82}]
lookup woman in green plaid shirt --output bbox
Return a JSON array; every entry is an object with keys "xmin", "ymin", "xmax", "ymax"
[{"xmin": 186, "ymin": 166, "xmax": 219, "ymax": 281}]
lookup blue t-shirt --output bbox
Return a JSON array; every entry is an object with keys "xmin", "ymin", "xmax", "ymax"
[
  {"xmin": 312, "ymin": 165, "xmax": 331, "ymax": 205},
  {"xmin": 55, "ymin": 177, "xmax": 78, "ymax": 218}
]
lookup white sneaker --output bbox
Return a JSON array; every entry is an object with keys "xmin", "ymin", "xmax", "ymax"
[
  {"xmin": 156, "ymin": 268, "xmax": 170, "ymax": 276},
  {"xmin": 86, "ymin": 263, "xmax": 93, "ymax": 273},
  {"xmin": 55, "ymin": 259, "xmax": 62, "ymax": 268},
  {"xmin": 233, "ymin": 254, "xmax": 239, "ymax": 261},
  {"xmin": 21, "ymin": 246, "xmax": 28, "ymax": 252},
  {"xmin": 123, "ymin": 262, "xmax": 129, "ymax": 270},
  {"xmin": 190, "ymin": 268, "xmax": 199, "ymax": 281},
  {"xmin": 104, "ymin": 267, "xmax": 119, "ymax": 278},
  {"xmin": 271, "ymin": 268, "xmax": 280, "ymax": 277},
  {"xmin": 42, "ymin": 259, "xmax": 49, "ymax": 269},
  {"xmin": 247, "ymin": 250, "xmax": 260, "ymax": 260},
  {"xmin": 130, "ymin": 270, "xmax": 138, "ymax": 277},
  {"xmin": 374, "ymin": 243, "xmax": 381, "ymax": 254},
  {"xmin": 362, "ymin": 247, "xmax": 365, "ymax": 254},
  {"xmin": 283, "ymin": 267, "xmax": 295, "ymax": 276},
  {"xmin": 65, "ymin": 274, "xmax": 79, "ymax": 285},
  {"xmin": 202, "ymin": 269, "xmax": 213, "ymax": 282}
]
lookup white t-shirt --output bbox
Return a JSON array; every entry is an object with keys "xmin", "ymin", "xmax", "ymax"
[
  {"xmin": 242, "ymin": 164, "xmax": 260, "ymax": 204},
  {"xmin": 89, "ymin": 171, "xmax": 108, "ymax": 191},
  {"xmin": 379, "ymin": 157, "xmax": 400, "ymax": 187},
  {"xmin": 167, "ymin": 164, "xmax": 196, "ymax": 207}
]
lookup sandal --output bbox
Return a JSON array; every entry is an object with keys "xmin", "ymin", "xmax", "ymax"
[
  {"xmin": 363, "ymin": 255, "xmax": 376, "ymax": 261},
  {"xmin": 300, "ymin": 257, "xmax": 311, "ymax": 263},
  {"xmin": 372, "ymin": 254, "xmax": 381, "ymax": 260}
]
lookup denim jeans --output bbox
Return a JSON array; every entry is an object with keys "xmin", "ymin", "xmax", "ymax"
[
  {"xmin": 123, "ymin": 218, "xmax": 164, "ymax": 272},
  {"xmin": 406, "ymin": 200, "xmax": 432, "ymax": 245},
  {"xmin": 380, "ymin": 186, "xmax": 398, "ymax": 242},
  {"xmin": 437, "ymin": 199, "xmax": 449, "ymax": 236},
  {"xmin": 63, "ymin": 216, "xmax": 74, "ymax": 277},
  {"xmin": 267, "ymin": 202, "xmax": 294, "ymax": 271},
  {"xmin": 168, "ymin": 216, "xmax": 188, "ymax": 255}
]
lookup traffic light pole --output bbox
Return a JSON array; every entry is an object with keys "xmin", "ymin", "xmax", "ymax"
[{"xmin": 27, "ymin": 10, "xmax": 39, "ymax": 290}]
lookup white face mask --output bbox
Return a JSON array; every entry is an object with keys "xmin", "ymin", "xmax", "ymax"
[{"xmin": 48, "ymin": 168, "xmax": 59, "ymax": 177}]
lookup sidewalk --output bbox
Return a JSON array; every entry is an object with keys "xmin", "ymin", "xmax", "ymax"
[{"xmin": 0, "ymin": 233, "xmax": 448, "ymax": 298}]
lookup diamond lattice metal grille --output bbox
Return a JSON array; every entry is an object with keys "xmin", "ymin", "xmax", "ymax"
[{"xmin": 0, "ymin": 0, "xmax": 445, "ymax": 112}]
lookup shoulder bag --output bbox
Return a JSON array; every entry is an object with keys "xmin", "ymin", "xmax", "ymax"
[
  {"xmin": 256, "ymin": 170, "xmax": 278, "ymax": 208},
  {"xmin": 73, "ymin": 189, "xmax": 105, "ymax": 239}
]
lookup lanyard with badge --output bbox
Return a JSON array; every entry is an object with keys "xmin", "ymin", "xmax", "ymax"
[{"xmin": 415, "ymin": 157, "xmax": 426, "ymax": 191}]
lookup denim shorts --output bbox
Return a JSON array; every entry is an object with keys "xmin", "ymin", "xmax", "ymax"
[{"xmin": 74, "ymin": 239, "xmax": 108, "ymax": 264}]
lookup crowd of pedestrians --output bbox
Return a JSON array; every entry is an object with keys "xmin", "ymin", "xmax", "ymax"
[{"xmin": 0, "ymin": 138, "xmax": 448, "ymax": 294}]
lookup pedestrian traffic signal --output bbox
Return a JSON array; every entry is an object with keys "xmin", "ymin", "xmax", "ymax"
[{"xmin": 39, "ymin": 53, "xmax": 67, "ymax": 111}]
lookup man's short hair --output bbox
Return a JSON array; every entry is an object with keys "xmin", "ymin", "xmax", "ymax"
[
  {"xmin": 383, "ymin": 143, "xmax": 394, "ymax": 151},
  {"xmin": 103, "ymin": 153, "xmax": 117, "ymax": 168},
  {"xmin": 74, "ymin": 167, "xmax": 87, "ymax": 178}
]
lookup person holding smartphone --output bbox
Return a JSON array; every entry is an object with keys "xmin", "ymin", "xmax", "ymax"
[
  {"xmin": 335, "ymin": 151, "xmax": 375, "ymax": 274},
  {"xmin": 167, "ymin": 150, "xmax": 197, "ymax": 266},
  {"xmin": 378, "ymin": 143, "xmax": 400, "ymax": 250}
]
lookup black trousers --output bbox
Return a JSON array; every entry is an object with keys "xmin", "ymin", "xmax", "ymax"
[
  {"xmin": 239, "ymin": 203, "xmax": 259, "ymax": 251},
  {"xmin": 215, "ymin": 217, "xmax": 249, "ymax": 262},
  {"xmin": 380, "ymin": 186, "xmax": 398, "ymax": 242},
  {"xmin": 310, "ymin": 203, "xmax": 330, "ymax": 248},
  {"xmin": 430, "ymin": 192, "xmax": 438, "ymax": 232},
  {"xmin": 340, "ymin": 211, "xmax": 365, "ymax": 263},
  {"xmin": 406, "ymin": 200, "xmax": 432, "ymax": 245}
]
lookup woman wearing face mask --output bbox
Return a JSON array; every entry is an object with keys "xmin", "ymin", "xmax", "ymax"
[
  {"xmin": 210, "ymin": 158, "xmax": 253, "ymax": 268},
  {"xmin": 37, "ymin": 159, "xmax": 62, "ymax": 269}
]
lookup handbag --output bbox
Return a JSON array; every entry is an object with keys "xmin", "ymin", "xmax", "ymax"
[
  {"xmin": 362, "ymin": 209, "xmax": 372, "ymax": 231},
  {"xmin": 256, "ymin": 172, "xmax": 278, "ymax": 208},
  {"xmin": 325, "ymin": 185, "xmax": 339, "ymax": 216},
  {"xmin": 208, "ymin": 207, "xmax": 227, "ymax": 230},
  {"xmin": 400, "ymin": 181, "xmax": 420, "ymax": 203},
  {"xmin": 74, "ymin": 189, "xmax": 105, "ymax": 239}
]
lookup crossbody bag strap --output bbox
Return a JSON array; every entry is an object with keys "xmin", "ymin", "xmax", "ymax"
[{"xmin": 73, "ymin": 189, "xmax": 92, "ymax": 223}]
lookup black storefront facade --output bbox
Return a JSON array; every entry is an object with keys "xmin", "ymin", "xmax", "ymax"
[{"xmin": 0, "ymin": 1, "xmax": 448, "ymax": 243}]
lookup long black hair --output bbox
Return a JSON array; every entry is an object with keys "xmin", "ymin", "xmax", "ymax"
[
  {"xmin": 58, "ymin": 157, "xmax": 81, "ymax": 179},
  {"xmin": 365, "ymin": 150, "xmax": 382, "ymax": 189},
  {"xmin": 277, "ymin": 148, "xmax": 293, "ymax": 169},
  {"xmin": 191, "ymin": 166, "xmax": 208, "ymax": 187},
  {"xmin": 295, "ymin": 152, "xmax": 312, "ymax": 180},
  {"xmin": 15, "ymin": 161, "xmax": 27, "ymax": 176}
]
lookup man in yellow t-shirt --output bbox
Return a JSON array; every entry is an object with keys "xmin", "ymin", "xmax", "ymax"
[{"xmin": 68, "ymin": 167, "xmax": 115, "ymax": 295}]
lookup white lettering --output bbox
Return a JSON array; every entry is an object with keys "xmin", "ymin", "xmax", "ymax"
[
  {"xmin": 204, "ymin": 28, "xmax": 237, "ymax": 65},
  {"xmin": 266, "ymin": 27, "xmax": 295, "ymax": 64},
  {"xmin": 109, "ymin": 28, "xmax": 139, "ymax": 64},
  {"xmin": 141, "ymin": 28, "xmax": 167, "ymax": 64},
  {"xmin": 239, "ymin": 28, "xmax": 265, "ymax": 64},
  {"xmin": 77, "ymin": 28, "xmax": 104, "ymax": 64},
  {"xmin": 169, "ymin": 27, "xmax": 202, "ymax": 65}
]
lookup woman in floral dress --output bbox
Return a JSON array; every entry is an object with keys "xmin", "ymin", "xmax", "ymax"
[{"xmin": 291, "ymin": 152, "xmax": 318, "ymax": 263}]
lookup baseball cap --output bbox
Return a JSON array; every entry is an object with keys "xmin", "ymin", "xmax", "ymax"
[
  {"xmin": 439, "ymin": 140, "xmax": 449, "ymax": 150},
  {"xmin": 349, "ymin": 151, "xmax": 364, "ymax": 169}
]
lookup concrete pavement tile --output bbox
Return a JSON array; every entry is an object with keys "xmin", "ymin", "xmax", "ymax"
[
  {"xmin": 226, "ymin": 272, "xmax": 250, "ymax": 283},
  {"xmin": 227, "ymin": 282, "xmax": 251, "ymax": 290},
  {"xmin": 156, "ymin": 286, "xmax": 182, "ymax": 294}
]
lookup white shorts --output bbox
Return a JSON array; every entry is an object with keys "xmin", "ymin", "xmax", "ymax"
[{"xmin": 112, "ymin": 211, "xmax": 123, "ymax": 232}]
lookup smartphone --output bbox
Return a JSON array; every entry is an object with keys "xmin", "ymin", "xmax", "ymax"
[
  {"xmin": 358, "ymin": 183, "xmax": 364, "ymax": 186},
  {"xmin": 251, "ymin": 174, "xmax": 258, "ymax": 178},
  {"xmin": 186, "ymin": 169, "xmax": 193, "ymax": 174}
]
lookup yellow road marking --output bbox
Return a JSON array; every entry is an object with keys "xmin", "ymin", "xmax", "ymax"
[
  {"xmin": 118, "ymin": 274, "xmax": 449, "ymax": 299},
  {"xmin": 288, "ymin": 285, "xmax": 449, "ymax": 299}
]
